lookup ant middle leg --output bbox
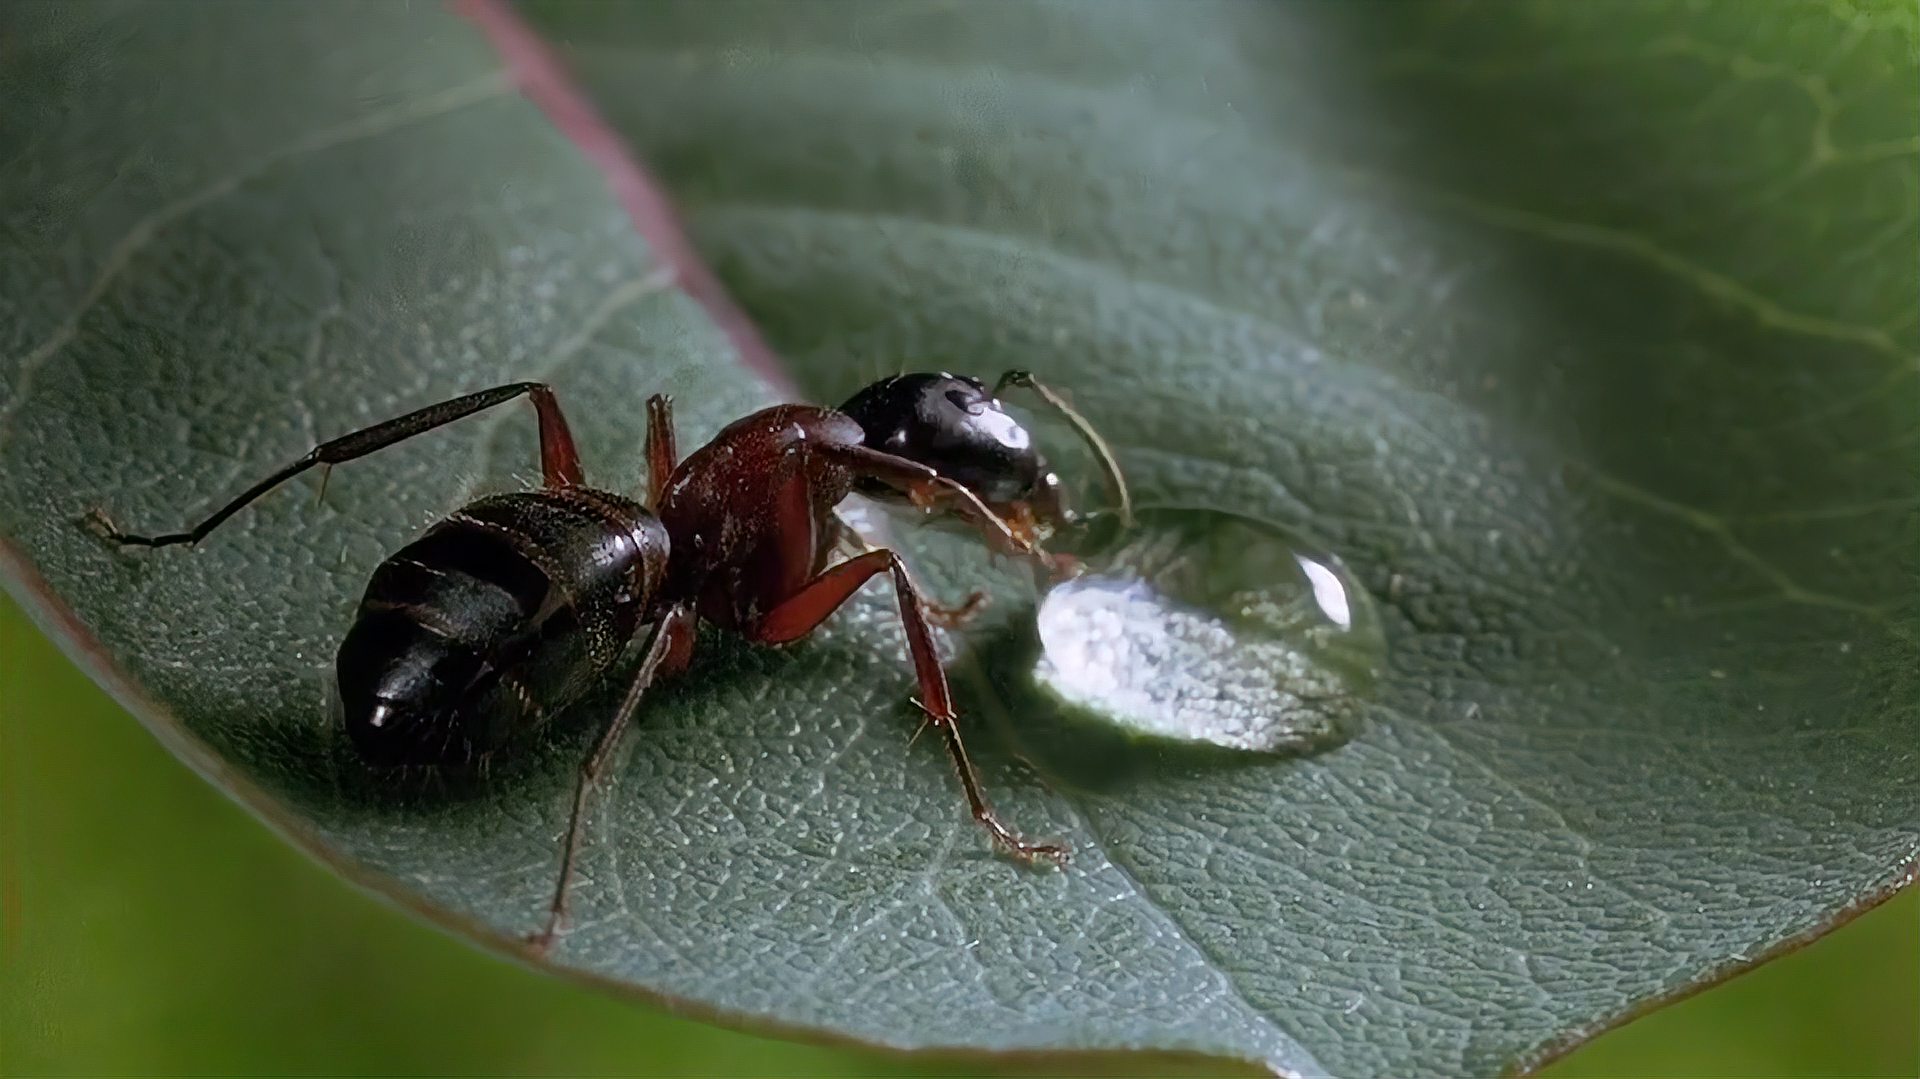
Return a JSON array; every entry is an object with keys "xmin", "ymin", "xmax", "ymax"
[
  {"xmin": 91, "ymin": 381, "xmax": 586, "ymax": 548},
  {"xmin": 752, "ymin": 549, "xmax": 1068, "ymax": 867},
  {"xmin": 824, "ymin": 512, "xmax": 988, "ymax": 630}
]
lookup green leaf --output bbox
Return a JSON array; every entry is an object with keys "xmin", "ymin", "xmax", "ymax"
[
  {"xmin": 514, "ymin": 0, "xmax": 1920, "ymax": 1073},
  {"xmin": 1, "ymin": 3, "xmax": 1914, "ymax": 1079}
]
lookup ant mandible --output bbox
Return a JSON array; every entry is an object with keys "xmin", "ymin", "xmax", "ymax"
[{"xmin": 90, "ymin": 370, "xmax": 1130, "ymax": 948}]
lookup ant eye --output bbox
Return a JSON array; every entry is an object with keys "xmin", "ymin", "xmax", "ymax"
[{"xmin": 945, "ymin": 388, "xmax": 980, "ymax": 412}]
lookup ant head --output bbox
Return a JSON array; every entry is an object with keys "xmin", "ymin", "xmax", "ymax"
[
  {"xmin": 838, "ymin": 371, "xmax": 1129, "ymax": 543},
  {"xmin": 840, "ymin": 373, "xmax": 1067, "ymax": 536}
]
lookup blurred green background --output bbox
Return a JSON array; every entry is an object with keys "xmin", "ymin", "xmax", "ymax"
[{"xmin": 3, "ymin": 592, "xmax": 1914, "ymax": 1077}]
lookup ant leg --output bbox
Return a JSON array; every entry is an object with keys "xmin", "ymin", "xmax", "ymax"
[
  {"xmin": 91, "ymin": 382, "xmax": 585, "ymax": 548},
  {"xmin": 922, "ymin": 590, "xmax": 989, "ymax": 630},
  {"xmin": 825, "ymin": 512, "xmax": 868, "ymax": 560},
  {"xmin": 644, "ymin": 394, "xmax": 677, "ymax": 506},
  {"xmin": 816, "ymin": 442, "xmax": 1056, "ymax": 572},
  {"xmin": 825, "ymin": 512, "xmax": 988, "ymax": 629},
  {"xmin": 753, "ymin": 549, "xmax": 1068, "ymax": 866},
  {"xmin": 528, "ymin": 602, "xmax": 697, "ymax": 952},
  {"xmin": 992, "ymin": 370, "xmax": 1132, "ymax": 528}
]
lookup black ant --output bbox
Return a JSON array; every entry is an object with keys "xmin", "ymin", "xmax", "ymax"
[{"xmin": 89, "ymin": 370, "xmax": 1129, "ymax": 948}]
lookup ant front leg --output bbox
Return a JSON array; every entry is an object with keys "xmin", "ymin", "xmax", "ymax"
[
  {"xmin": 91, "ymin": 381, "xmax": 586, "ymax": 548},
  {"xmin": 752, "ymin": 549, "xmax": 1068, "ymax": 867},
  {"xmin": 818, "ymin": 442, "xmax": 1058, "ymax": 575}
]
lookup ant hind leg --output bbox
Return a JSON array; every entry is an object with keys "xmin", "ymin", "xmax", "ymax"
[
  {"xmin": 91, "ymin": 381, "xmax": 586, "ymax": 549},
  {"xmin": 527, "ymin": 602, "xmax": 698, "ymax": 953}
]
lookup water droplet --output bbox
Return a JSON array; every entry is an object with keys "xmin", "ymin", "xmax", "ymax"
[{"xmin": 1032, "ymin": 507, "xmax": 1384, "ymax": 755}]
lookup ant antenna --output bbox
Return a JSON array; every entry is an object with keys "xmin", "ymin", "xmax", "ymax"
[{"xmin": 993, "ymin": 370, "xmax": 1133, "ymax": 528}]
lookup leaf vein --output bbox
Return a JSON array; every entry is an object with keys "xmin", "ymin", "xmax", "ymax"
[{"xmin": 0, "ymin": 71, "xmax": 515, "ymax": 452}]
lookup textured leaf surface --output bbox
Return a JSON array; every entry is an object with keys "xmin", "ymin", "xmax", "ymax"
[{"xmin": 2, "ymin": 2, "xmax": 1915, "ymax": 1078}]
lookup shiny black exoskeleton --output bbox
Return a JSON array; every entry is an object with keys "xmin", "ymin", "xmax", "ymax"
[
  {"xmin": 838, "ymin": 370, "xmax": 1129, "ymax": 545},
  {"xmin": 338, "ymin": 487, "xmax": 668, "ymax": 766},
  {"xmin": 840, "ymin": 373, "xmax": 1067, "ymax": 529}
]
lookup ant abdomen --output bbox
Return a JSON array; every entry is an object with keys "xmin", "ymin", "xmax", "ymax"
[{"xmin": 337, "ymin": 487, "xmax": 670, "ymax": 766}]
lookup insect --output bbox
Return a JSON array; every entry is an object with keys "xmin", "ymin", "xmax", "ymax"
[{"xmin": 90, "ymin": 370, "xmax": 1128, "ymax": 947}]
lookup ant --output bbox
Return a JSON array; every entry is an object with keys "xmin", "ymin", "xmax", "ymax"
[{"xmin": 90, "ymin": 370, "xmax": 1129, "ymax": 948}]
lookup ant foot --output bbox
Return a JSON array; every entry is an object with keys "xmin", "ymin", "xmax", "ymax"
[
  {"xmin": 1008, "ymin": 839, "xmax": 1071, "ymax": 869},
  {"xmin": 524, "ymin": 916, "xmax": 564, "ymax": 955},
  {"xmin": 925, "ymin": 590, "xmax": 989, "ymax": 629},
  {"xmin": 82, "ymin": 508, "xmax": 183, "ymax": 549},
  {"xmin": 81, "ymin": 508, "xmax": 123, "ymax": 542},
  {"xmin": 980, "ymin": 815, "xmax": 1071, "ymax": 868}
]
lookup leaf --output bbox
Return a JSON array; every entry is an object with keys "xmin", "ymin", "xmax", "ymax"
[
  {"xmin": 513, "ymin": 0, "xmax": 1920, "ymax": 1072},
  {"xmin": 0, "ymin": 4, "xmax": 1914, "ymax": 1079}
]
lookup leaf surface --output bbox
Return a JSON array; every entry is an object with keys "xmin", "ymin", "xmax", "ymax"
[{"xmin": 2, "ymin": 2, "xmax": 1915, "ymax": 1077}]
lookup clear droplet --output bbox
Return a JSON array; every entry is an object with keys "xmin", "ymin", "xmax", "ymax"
[{"xmin": 1032, "ymin": 507, "xmax": 1383, "ymax": 755}]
